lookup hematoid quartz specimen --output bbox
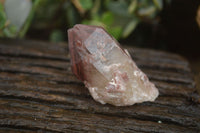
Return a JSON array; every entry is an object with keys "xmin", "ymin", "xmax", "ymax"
[{"xmin": 68, "ymin": 24, "xmax": 159, "ymax": 106}]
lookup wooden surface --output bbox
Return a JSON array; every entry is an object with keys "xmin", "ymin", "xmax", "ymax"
[{"xmin": 0, "ymin": 39, "xmax": 199, "ymax": 133}]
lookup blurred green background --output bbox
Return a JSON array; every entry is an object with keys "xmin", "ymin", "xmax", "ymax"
[
  {"xmin": 0, "ymin": 0, "xmax": 168, "ymax": 41},
  {"xmin": 0, "ymin": 0, "xmax": 200, "ymax": 57}
]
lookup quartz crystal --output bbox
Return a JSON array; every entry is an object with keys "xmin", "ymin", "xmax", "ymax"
[{"xmin": 68, "ymin": 24, "xmax": 159, "ymax": 106}]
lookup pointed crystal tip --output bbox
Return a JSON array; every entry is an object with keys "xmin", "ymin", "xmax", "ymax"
[{"xmin": 68, "ymin": 24, "xmax": 159, "ymax": 106}]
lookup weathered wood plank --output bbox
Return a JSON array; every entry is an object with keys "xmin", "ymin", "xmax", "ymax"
[
  {"xmin": 0, "ymin": 98, "xmax": 198, "ymax": 133},
  {"xmin": 0, "ymin": 39, "xmax": 199, "ymax": 133}
]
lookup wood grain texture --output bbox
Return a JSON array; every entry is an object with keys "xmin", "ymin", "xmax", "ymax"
[{"xmin": 0, "ymin": 39, "xmax": 199, "ymax": 133}]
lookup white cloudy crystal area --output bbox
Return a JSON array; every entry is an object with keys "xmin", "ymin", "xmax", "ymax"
[{"xmin": 82, "ymin": 28, "xmax": 159, "ymax": 106}]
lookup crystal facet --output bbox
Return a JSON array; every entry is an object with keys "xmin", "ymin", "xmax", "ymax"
[{"xmin": 68, "ymin": 24, "xmax": 159, "ymax": 106}]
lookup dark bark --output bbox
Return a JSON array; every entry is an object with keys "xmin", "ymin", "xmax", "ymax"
[{"xmin": 0, "ymin": 39, "xmax": 199, "ymax": 133}]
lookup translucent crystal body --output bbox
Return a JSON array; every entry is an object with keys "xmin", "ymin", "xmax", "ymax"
[{"xmin": 68, "ymin": 24, "xmax": 159, "ymax": 106}]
